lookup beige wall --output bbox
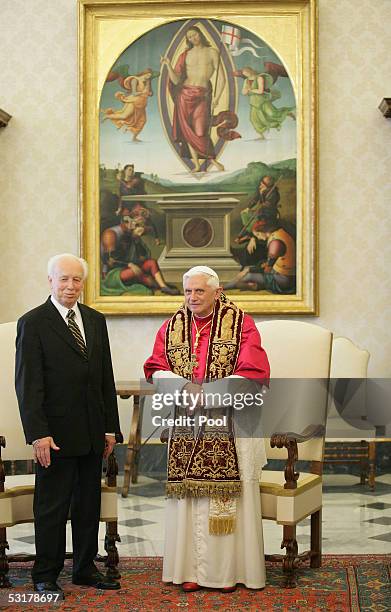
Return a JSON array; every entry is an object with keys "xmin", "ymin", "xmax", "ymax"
[{"xmin": 1, "ymin": 0, "xmax": 390, "ymax": 378}]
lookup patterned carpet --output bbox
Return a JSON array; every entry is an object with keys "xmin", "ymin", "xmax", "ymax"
[{"xmin": 1, "ymin": 555, "xmax": 390, "ymax": 611}]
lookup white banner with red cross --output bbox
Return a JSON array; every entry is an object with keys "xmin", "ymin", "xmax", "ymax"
[{"xmin": 221, "ymin": 25, "xmax": 266, "ymax": 58}]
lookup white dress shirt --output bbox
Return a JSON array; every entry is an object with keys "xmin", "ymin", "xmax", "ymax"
[{"xmin": 50, "ymin": 295, "xmax": 86, "ymax": 342}]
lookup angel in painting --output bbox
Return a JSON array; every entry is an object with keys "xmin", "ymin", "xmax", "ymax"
[
  {"xmin": 102, "ymin": 68, "xmax": 158, "ymax": 142},
  {"xmin": 240, "ymin": 65, "xmax": 296, "ymax": 139}
]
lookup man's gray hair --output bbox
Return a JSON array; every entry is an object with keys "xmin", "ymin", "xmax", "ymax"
[
  {"xmin": 47, "ymin": 253, "xmax": 88, "ymax": 280},
  {"xmin": 183, "ymin": 265, "xmax": 220, "ymax": 289}
]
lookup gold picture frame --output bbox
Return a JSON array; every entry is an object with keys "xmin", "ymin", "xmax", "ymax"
[{"xmin": 79, "ymin": 0, "xmax": 318, "ymax": 315}]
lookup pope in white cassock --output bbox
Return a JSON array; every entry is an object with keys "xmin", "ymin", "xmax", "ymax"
[{"xmin": 144, "ymin": 266, "xmax": 270, "ymax": 592}]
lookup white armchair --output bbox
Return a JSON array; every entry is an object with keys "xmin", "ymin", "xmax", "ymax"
[
  {"xmin": 325, "ymin": 336, "xmax": 375, "ymax": 486},
  {"xmin": 256, "ymin": 320, "xmax": 332, "ymax": 587},
  {"xmin": 0, "ymin": 321, "xmax": 120, "ymax": 588}
]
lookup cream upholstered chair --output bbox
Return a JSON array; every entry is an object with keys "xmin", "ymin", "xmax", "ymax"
[
  {"xmin": 0, "ymin": 321, "xmax": 120, "ymax": 588},
  {"xmin": 328, "ymin": 336, "xmax": 371, "ymax": 435},
  {"xmin": 256, "ymin": 320, "xmax": 332, "ymax": 587},
  {"xmin": 325, "ymin": 337, "xmax": 374, "ymax": 484}
]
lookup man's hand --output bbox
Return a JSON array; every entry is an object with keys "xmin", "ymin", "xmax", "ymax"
[
  {"xmin": 237, "ymin": 266, "xmax": 250, "ymax": 280},
  {"xmin": 182, "ymin": 382, "xmax": 204, "ymax": 411},
  {"xmin": 247, "ymin": 237, "xmax": 257, "ymax": 254},
  {"xmin": 261, "ymin": 262, "xmax": 272, "ymax": 273},
  {"xmin": 33, "ymin": 437, "xmax": 60, "ymax": 468},
  {"xmin": 103, "ymin": 434, "xmax": 116, "ymax": 459}
]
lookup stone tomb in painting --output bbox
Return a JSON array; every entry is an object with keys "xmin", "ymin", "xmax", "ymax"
[{"xmin": 122, "ymin": 192, "xmax": 242, "ymax": 283}]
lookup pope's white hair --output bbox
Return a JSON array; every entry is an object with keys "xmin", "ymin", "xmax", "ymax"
[
  {"xmin": 183, "ymin": 266, "xmax": 220, "ymax": 289},
  {"xmin": 47, "ymin": 253, "xmax": 88, "ymax": 280}
]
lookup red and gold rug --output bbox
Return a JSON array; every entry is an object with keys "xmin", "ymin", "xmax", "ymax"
[{"xmin": 1, "ymin": 555, "xmax": 390, "ymax": 611}]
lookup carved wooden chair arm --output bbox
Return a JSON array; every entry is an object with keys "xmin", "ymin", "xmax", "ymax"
[
  {"xmin": 115, "ymin": 432, "xmax": 124, "ymax": 444},
  {"xmin": 105, "ymin": 449, "xmax": 119, "ymax": 487},
  {"xmin": 271, "ymin": 424, "xmax": 325, "ymax": 446},
  {"xmin": 103, "ymin": 432, "xmax": 123, "ymax": 485},
  {"xmin": 270, "ymin": 424, "xmax": 325, "ymax": 489}
]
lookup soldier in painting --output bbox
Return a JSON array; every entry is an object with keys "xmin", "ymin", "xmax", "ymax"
[{"xmin": 101, "ymin": 208, "xmax": 178, "ymax": 295}]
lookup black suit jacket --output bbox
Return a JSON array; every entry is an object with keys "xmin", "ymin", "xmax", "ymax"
[{"xmin": 15, "ymin": 297, "xmax": 122, "ymax": 456}]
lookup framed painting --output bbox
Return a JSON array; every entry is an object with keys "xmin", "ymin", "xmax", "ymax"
[{"xmin": 79, "ymin": 0, "xmax": 318, "ymax": 314}]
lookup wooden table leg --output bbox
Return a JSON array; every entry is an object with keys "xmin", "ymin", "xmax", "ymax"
[
  {"xmin": 122, "ymin": 394, "xmax": 136, "ymax": 497},
  {"xmin": 360, "ymin": 440, "xmax": 368, "ymax": 485},
  {"xmin": 121, "ymin": 394, "xmax": 142, "ymax": 497},
  {"xmin": 368, "ymin": 441, "xmax": 376, "ymax": 490},
  {"xmin": 131, "ymin": 396, "xmax": 144, "ymax": 484}
]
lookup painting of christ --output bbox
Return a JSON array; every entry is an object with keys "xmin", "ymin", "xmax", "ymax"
[{"xmin": 80, "ymin": 2, "xmax": 317, "ymax": 314}]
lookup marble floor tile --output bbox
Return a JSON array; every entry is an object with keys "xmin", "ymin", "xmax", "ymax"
[
  {"xmin": 365, "ymin": 516, "xmax": 391, "ymax": 525},
  {"xmin": 369, "ymin": 532, "xmax": 391, "ymax": 542},
  {"xmin": 119, "ymin": 518, "xmax": 157, "ymax": 528},
  {"xmin": 126, "ymin": 503, "xmax": 162, "ymax": 512},
  {"xmin": 361, "ymin": 502, "xmax": 391, "ymax": 510},
  {"xmin": 116, "ymin": 535, "xmax": 146, "ymax": 544}
]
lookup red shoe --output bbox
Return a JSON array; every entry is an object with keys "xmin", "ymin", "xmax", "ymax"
[
  {"xmin": 221, "ymin": 585, "xmax": 237, "ymax": 593},
  {"xmin": 182, "ymin": 582, "xmax": 201, "ymax": 592}
]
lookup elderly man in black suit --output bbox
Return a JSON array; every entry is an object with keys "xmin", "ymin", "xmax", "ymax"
[{"xmin": 15, "ymin": 253, "xmax": 122, "ymax": 598}]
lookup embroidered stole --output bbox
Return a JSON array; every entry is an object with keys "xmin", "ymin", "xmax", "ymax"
[{"xmin": 164, "ymin": 294, "xmax": 244, "ymax": 535}]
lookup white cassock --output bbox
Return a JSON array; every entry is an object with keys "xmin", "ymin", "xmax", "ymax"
[{"xmin": 153, "ymin": 371, "xmax": 267, "ymax": 589}]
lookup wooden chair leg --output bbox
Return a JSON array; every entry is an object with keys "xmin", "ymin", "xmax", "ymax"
[
  {"xmin": 368, "ymin": 441, "xmax": 376, "ymax": 490},
  {"xmin": 104, "ymin": 521, "xmax": 121, "ymax": 580},
  {"xmin": 281, "ymin": 525, "xmax": 298, "ymax": 588},
  {"xmin": 310, "ymin": 509, "xmax": 322, "ymax": 568},
  {"xmin": 104, "ymin": 449, "xmax": 120, "ymax": 580},
  {"xmin": 0, "ymin": 527, "xmax": 11, "ymax": 588}
]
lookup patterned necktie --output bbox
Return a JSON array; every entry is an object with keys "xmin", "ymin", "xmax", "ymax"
[{"xmin": 66, "ymin": 309, "xmax": 87, "ymax": 358}]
